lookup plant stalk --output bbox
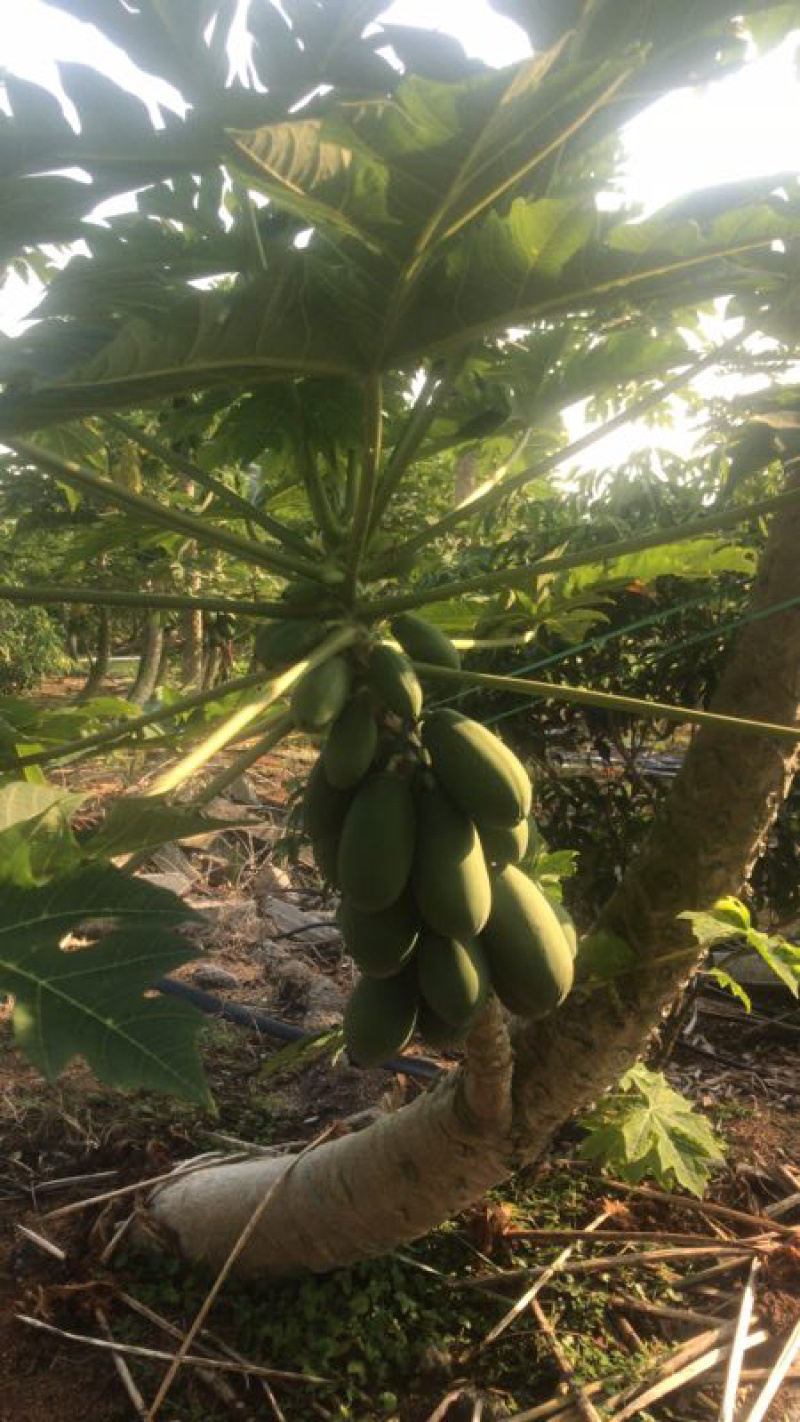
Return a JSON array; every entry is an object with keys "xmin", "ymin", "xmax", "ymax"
[
  {"xmin": 104, "ymin": 415, "xmax": 314, "ymax": 557},
  {"xmin": 368, "ymin": 361, "xmax": 460, "ymax": 534},
  {"xmin": 0, "ymin": 671, "xmax": 269, "ymax": 771},
  {"xmin": 7, "ymin": 439, "xmax": 325, "ymax": 583},
  {"xmin": 364, "ymin": 482, "xmax": 800, "ymax": 618},
  {"xmin": 291, "ymin": 395, "xmax": 345, "ymax": 551},
  {"xmin": 413, "ymin": 662, "xmax": 800, "ymax": 744},
  {"xmin": 145, "ymin": 624, "xmax": 360, "ymax": 796},
  {"xmin": 0, "ymin": 584, "xmax": 287, "ymax": 617},
  {"xmin": 345, "ymin": 374, "xmax": 383, "ymax": 598}
]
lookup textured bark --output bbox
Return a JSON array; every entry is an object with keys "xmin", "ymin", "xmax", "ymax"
[
  {"xmin": 149, "ymin": 999, "xmax": 515, "ymax": 1275},
  {"xmin": 148, "ymin": 490, "xmax": 799, "ymax": 1276},
  {"xmin": 75, "ymin": 607, "xmax": 111, "ymax": 702},
  {"xmin": 128, "ymin": 614, "xmax": 164, "ymax": 706},
  {"xmin": 511, "ymin": 468, "xmax": 800, "ymax": 1148}
]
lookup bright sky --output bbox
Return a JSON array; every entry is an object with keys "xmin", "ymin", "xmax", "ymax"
[{"xmin": 1, "ymin": 0, "xmax": 799, "ymax": 469}]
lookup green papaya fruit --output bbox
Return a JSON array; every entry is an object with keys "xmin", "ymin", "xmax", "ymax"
[
  {"xmin": 291, "ymin": 655, "xmax": 351, "ymax": 731},
  {"xmin": 344, "ymin": 972, "xmax": 419, "ymax": 1066},
  {"xmin": 416, "ymin": 1002, "xmax": 470, "ymax": 1050},
  {"xmin": 478, "ymin": 816, "xmax": 529, "ymax": 868},
  {"xmin": 421, "ymin": 708, "xmax": 531, "ymax": 827},
  {"xmin": 338, "ymin": 771, "xmax": 416, "ymax": 911},
  {"xmin": 417, "ymin": 930, "xmax": 490, "ymax": 1028},
  {"xmin": 254, "ymin": 618, "xmax": 327, "ymax": 670},
  {"xmin": 339, "ymin": 891, "xmax": 420, "ymax": 978},
  {"xmin": 390, "ymin": 613, "xmax": 461, "ymax": 670},
  {"xmin": 481, "ymin": 865, "xmax": 574, "ymax": 1017},
  {"xmin": 322, "ymin": 687, "xmax": 378, "ymax": 789},
  {"xmin": 552, "ymin": 900, "xmax": 578, "ymax": 960},
  {"xmin": 412, "ymin": 783, "xmax": 491, "ymax": 939},
  {"xmin": 368, "ymin": 643, "xmax": 423, "ymax": 721},
  {"xmin": 301, "ymin": 755, "xmax": 353, "ymax": 888}
]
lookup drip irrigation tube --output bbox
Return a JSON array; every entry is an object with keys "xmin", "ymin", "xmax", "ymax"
[{"xmin": 156, "ymin": 977, "xmax": 443, "ymax": 1082}]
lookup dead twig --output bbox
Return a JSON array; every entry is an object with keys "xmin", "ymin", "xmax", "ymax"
[
  {"xmin": 504, "ymin": 1228, "xmax": 751, "ymax": 1247},
  {"xmin": 95, "ymin": 1307, "xmax": 149, "ymax": 1421},
  {"xmin": 741, "ymin": 1320, "xmax": 800, "ymax": 1422},
  {"xmin": 529, "ymin": 1295, "xmax": 602, "ymax": 1422},
  {"xmin": 37, "ymin": 1152, "xmax": 252, "ymax": 1222},
  {"xmin": 461, "ymin": 1243, "xmax": 756, "ymax": 1290},
  {"xmin": 15, "ymin": 1313, "xmax": 329, "ymax": 1383},
  {"xmin": 600, "ymin": 1178, "xmax": 799, "ymax": 1237},
  {"xmin": 604, "ymin": 1329, "xmax": 768, "ymax": 1422},
  {"xmin": 14, "ymin": 1224, "xmax": 67, "ymax": 1262},
  {"xmin": 719, "ymin": 1256, "xmax": 760, "ymax": 1422},
  {"xmin": 609, "ymin": 1293, "xmax": 740, "ymax": 1330},
  {"xmin": 118, "ymin": 1293, "xmax": 249, "ymax": 1416}
]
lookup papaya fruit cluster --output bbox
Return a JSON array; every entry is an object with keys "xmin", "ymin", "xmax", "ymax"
[{"xmin": 258, "ymin": 611, "xmax": 576, "ymax": 1066}]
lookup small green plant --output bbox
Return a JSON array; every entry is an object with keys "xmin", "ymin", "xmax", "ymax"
[
  {"xmin": 682, "ymin": 895, "xmax": 800, "ymax": 1003},
  {"xmin": 578, "ymin": 1063, "xmax": 725, "ymax": 1196}
]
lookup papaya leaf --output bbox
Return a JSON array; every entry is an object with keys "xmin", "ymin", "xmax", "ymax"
[
  {"xmin": 564, "ymin": 539, "xmax": 756, "ymax": 598},
  {"xmin": 743, "ymin": 928, "xmax": 800, "ymax": 997},
  {"xmin": 0, "ymin": 865, "xmax": 210, "ymax": 1103},
  {"xmin": 580, "ymin": 1064, "xmax": 724, "ymax": 1196},
  {"xmin": 704, "ymin": 967, "xmax": 752, "ymax": 1011},
  {"xmin": 577, "ymin": 928, "xmax": 635, "ymax": 982},
  {"xmin": 0, "ymin": 781, "xmax": 85, "ymax": 887},
  {"xmin": 83, "ymin": 795, "xmax": 261, "ymax": 860}
]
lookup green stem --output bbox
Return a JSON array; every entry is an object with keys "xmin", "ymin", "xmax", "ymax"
[
  {"xmin": 345, "ymin": 375, "xmax": 383, "ymax": 599},
  {"xmin": 379, "ymin": 325, "xmax": 750, "ymax": 572},
  {"xmin": 342, "ymin": 450, "xmax": 359, "ymax": 524},
  {"xmin": 0, "ymin": 671, "xmax": 269, "ymax": 771},
  {"xmin": 105, "ymin": 415, "xmax": 314, "ymax": 557},
  {"xmin": 368, "ymin": 361, "xmax": 461, "ymax": 535},
  {"xmin": 412, "ymin": 662, "xmax": 800, "ymax": 744},
  {"xmin": 363, "ymin": 483, "xmax": 800, "ymax": 619},
  {"xmin": 291, "ymin": 394, "xmax": 345, "ymax": 550},
  {"xmin": 145, "ymin": 623, "xmax": 361, "ymax": 796},
  {"xmin": 0, "ymin": 583, "xmax": 288, "ymax": 617},
  {"xmin": 191, "ymin": 711, "xmax": 294, "ymax": 807},
  {"xmin": 8, "ymin": 439, "xmax": 325, "ymax": 583}
]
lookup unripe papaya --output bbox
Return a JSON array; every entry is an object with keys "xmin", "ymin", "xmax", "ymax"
[
  {"xmin": 412, "ymin": 783, "xmax": 491, "ymax": 940},
  {"xmin": 552, "ymin": 900, "xmax": 578, "ymax": 960},
  {"xmin": 417, "ymin": 931, "xmax": 490, "ymax": 1028},
  {"xmin": 481, "ymin": 865, "xmax": 574, "ymax": 1017},
  {"xmin": 339, "ymin": 891, "xmax": 420, "ymax": 978},
  {"xmin": 478, "ymin": 816, "xmax": 529, "ymax": 868},
  {"xmin": 291, "ymin": 655, "xmax": 351, "ymax": 731},
  {"xmin": 368, "ymin": 643, "xmax": 423, "ymax": 721},
  {"xmin": 338, "ymin": 771, "xmax": 416, "ymax": 911},
  {"xmin": 390, "ymin": 613, "xmax": 461, "ymax": 670},
  {"xmin": 421, "ymin": 708, "xmax": 531, "ymax": 827},
  {"xmin": 322, "ymin": 687, "xmax": 378, "ymax": 789},
  {"xmin": 301, "ymin": 755, "xmax": 354, "ymax": 888},
  {"xmin": 255, "ymin": 618, "xmax": 326, "ymax": 669},
  {"xmin": 417, "ymin": 1002, "xmax": 469, "ymax": 1050},
  {"xmin": 344, "ymin": 972, "xmax": 419, "ymax": 1066}
]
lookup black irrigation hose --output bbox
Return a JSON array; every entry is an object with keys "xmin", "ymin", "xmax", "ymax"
[{"xmin": 156, "ymin": 977, "xmax": 443, "ymax": 1082}]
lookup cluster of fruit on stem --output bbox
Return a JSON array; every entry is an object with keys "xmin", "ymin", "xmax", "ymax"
[{"xmin": 256, "ymin": 610, "xmax": 577, "ymax": 1065}]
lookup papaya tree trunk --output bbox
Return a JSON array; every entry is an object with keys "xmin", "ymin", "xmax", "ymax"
[
  {"xmin": 148, "ymin": 489, "xmax": 800, "ymax": 1276},
  {"xmin": 128, "ymin": 613, "xmax": 164, "ymax": 707},
  {"xmin": 75, "ymin": 607, "xmax": 111, "ymax": 702}
]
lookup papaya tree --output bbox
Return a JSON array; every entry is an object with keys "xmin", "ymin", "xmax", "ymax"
[{"xmin": 0, "ymin": 0, "xmax": 798, "ymax": 1277}]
